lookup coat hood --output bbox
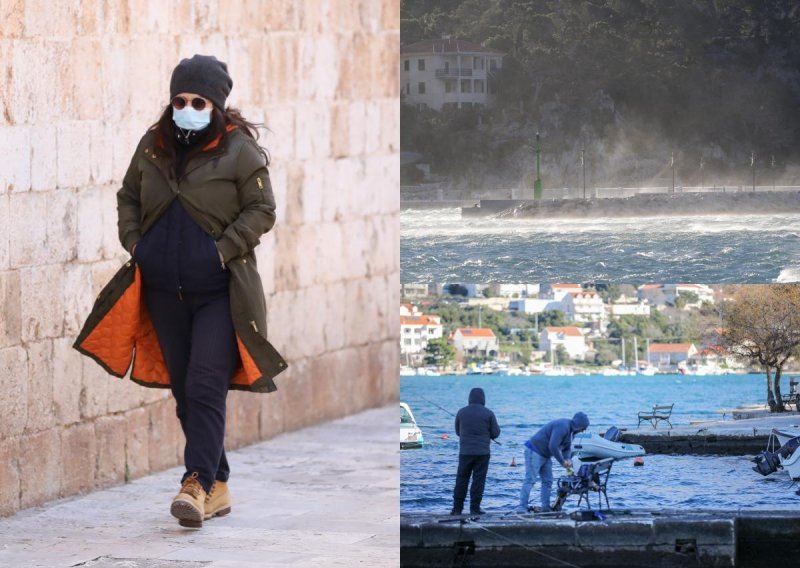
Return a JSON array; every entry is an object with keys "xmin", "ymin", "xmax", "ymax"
[
  {"xmin": 571, "ymin": 412, "xmax": 590, "ymax": 432},
  {"xmin": 468, "ymin": 387, "xmax": 486, "ymax": 405}
]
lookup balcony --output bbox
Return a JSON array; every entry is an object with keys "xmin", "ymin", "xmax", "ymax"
[{"xmin": 435, "ymin": 67, "xmax": 473, "ymax": 79}]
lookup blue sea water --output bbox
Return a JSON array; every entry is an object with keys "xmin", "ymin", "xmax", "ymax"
[
  {"xmin": 400, "ymin": 209, "xmax": 800, "ymax": 283},
  {"xmin": 400, "ymin": 374, "xmax": 800, "ymax": 512}
]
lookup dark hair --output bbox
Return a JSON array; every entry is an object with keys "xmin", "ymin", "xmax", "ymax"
[{"xmin": 149, "ymin": 105, "xmax": 271, "ymax": 171}]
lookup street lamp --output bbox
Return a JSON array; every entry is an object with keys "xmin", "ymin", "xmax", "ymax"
[{"xmin": 581, "ymin": 144, "xmax": 586, "ymax": 199}]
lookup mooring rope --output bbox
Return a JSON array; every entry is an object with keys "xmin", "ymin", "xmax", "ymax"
[{"xmin": 466, "ymin": 519, "xmax": 583, "ymax": 568}]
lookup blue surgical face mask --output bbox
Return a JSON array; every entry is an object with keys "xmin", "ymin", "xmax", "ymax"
[{"xmin": 173, "ymin": 107, "xmax": 212, "ymax": 130}]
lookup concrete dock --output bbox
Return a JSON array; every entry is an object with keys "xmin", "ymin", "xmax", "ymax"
[
  {"xmin": 620, "ymin": 414, "xmax": 800, "ymax": 455},
  {"xmin": 401, "ymin": 509, "xmax": 800, "ymax": 567},
  {"xmin": 460, "ymin": 191, "xmax": 800, "ymax": 219}
]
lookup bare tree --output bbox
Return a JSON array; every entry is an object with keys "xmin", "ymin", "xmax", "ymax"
[{"xmin": 721, "ymin": 285, "xmax": 800, "ymax": 412}]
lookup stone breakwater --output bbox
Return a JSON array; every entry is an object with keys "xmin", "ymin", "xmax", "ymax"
[{"xmin": 461, "ymin": 191, "xmax": 800, "ymax": 218}]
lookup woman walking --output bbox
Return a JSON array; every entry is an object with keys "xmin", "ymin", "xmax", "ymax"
[{"xmin": 73, "ymin": 54, "xmax": 288, "ymax": 528}]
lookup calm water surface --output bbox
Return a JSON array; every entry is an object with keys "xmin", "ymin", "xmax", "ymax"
[
  {"xmin": 400, "ymin": 374, "xmax": 800, "ymax": 512},
  {"xmin": 401, "ymin": 209, "xmax": 800, "ymax": 283}
]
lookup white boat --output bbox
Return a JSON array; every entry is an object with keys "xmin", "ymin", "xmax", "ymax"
[
  {"xmin": 571, "ymin": 432, "xmax": 646, "ymax": 460},
  {"xmin": 400, "ymin": 402, "xmax": 424, "ymax": 449},
  {"xmin": 773, "ymin": 427, "xmax": 800, "ymax": 447},
  {"xmin": 400, "ymin": 366, "xmax": 416, "ymax": 376},
  {"xmin": 780, "ymin": 440, "xmax": 800, "ymax": 479}
]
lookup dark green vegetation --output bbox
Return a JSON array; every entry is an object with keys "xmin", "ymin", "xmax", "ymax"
[{"xmin": 401, "ymin": 1, "xmax": 800, "ymax": 189}]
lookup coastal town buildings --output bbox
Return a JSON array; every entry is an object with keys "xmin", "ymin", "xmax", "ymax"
[
  {"xmin": 563, "ymin": 291, "xmax": 605, "ymax": 323},
  {"xmin": 608, "ymin": 301, "xmax": 652, "ymax": 318},
  {"xmin": 508, "ymin": 298, "xmax": 565, "ymax": 315},
  {"xmin": 542, "ymin": 283, "xmax": 584, "ymax": 301},
  {"xmin": 400, "ymin": 313, "xmax": 443, "ymax": 355},
  {"xmin": 452, "ymin": 327, "xmax": 499, "ymax": 358},
  {"xmin": 647, "ymin": 343, "xmax": 699, "ymax": 371},
  {"xmin": 539, "ymin": 327, "xmax": 588, "ymax": 360},
  {"xmin": 638, "ymin": 284, "xmax": 714, "ymax": 308},
  {"xmin": 400, "ymin": 38, "xmax": 504, "ymax": 111}
]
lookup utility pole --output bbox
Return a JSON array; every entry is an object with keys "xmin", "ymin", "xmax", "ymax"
[
  {"xmin": 581, "ymin": 144, "xmax": 586, "ymax": 199},
  {"xmin": 771, "ymin": 155, "xmax": 776, "ymax": 191},
  {"xmin": 646, "ymin": 338, "xmax": 651, "ymax": 367},
  {"xmin": 621, "ymin": 337, "xmax": 626, "ymax": 370},
  {"xmin": 699, "ymin": 157, "xmax": 704, "ymax": 192},
  {"xmin": 671, "ymin": 152, "xmax": 675, "ymax": 194},
  {"xmin": 534, "ymin": 132, "xmax": 543, "ymax": 200},
  {"xmin": 751, "ymin": 151, "xmax": 756, "ymax": 192},
  {"xmin": 633, "ymin": 336, "xmax": 639, "ymax": 373}
]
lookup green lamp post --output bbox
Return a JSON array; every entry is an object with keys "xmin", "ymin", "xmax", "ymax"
[{"xmin": 534, "ymin": 131, "xmax": 543, "ymax": 200}]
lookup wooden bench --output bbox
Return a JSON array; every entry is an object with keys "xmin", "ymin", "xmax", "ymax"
[{"xmin": 638, "ymin": 403, "xmax": 674, "ymax": 429}]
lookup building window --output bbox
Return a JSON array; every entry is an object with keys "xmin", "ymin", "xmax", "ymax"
[
  {"xmin": 461, "ymin": 79, "xmax": 471, "ymax": 93},
  {"xmin": 404, "ymin": 339, "xmax": 412, "ymax": 345},
  {"xmin": 418, "ymin": 82, "xmax": 426, "ymax": 94},
  {"xmin": 489, "ymin": 59, "xmax": 497, "ymax": 70},
  {"xmin": 473, "ymin": 57, "xmax": 484, "ymax": 70},
  {"xmin": 418, "ymin": 59, "xmax": 425, "ymax": 71},
  {"xmin": 445, "ymin": 80, "xmax": 454, "ymax": 93},
  {"xmin": 404, "ymin": 59, "xmax": 409, "ymax": 71},
  {"xmin": 405, "ymin": 82, "xmax": 410, "ymax": 95},
  {"xmin": 474, "ymin": 79, "xmax": 485, "ymax": 93}
]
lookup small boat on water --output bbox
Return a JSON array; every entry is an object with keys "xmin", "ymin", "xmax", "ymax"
[
  {"xmin": 752, "ymin": 430, "xmax": 800, "ymax": 479},
  {"xmin": 400, "ymin": 402, "xmax": 424, "ymax": 450},
  {"xmin": 571, "ymin": 429, "xmax": 646, "ymax": 461}
]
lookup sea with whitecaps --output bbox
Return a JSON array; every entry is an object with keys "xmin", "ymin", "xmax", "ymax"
[
  {"xmin": 400, "ymin": 373, "xmax": 800, "ymax": 513},
  {"xmin": 401, "ymin": 209, "xmax": 800, "ymax": 283}
]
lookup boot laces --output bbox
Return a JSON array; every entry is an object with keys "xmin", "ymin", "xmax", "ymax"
[{"xmin": 181, "ymin": 472, "xmax": 203, "ymax": 499}]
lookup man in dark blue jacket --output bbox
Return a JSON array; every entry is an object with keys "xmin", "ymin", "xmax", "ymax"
[
  {"xmin": 516, "ymin": 412, "xmax": 590, "ymax": 513},
  {"xmin": 451, "ymin": 388, "xmax": 501, "ymax": 515}
]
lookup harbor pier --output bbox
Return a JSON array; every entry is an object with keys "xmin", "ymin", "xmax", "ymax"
[{"xmin": 401, "ymin": 510, "xmax": 800, "ymax": 567}]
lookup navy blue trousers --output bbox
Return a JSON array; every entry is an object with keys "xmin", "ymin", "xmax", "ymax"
[
  {"xmin": 453, "ymin": 454, "xmax": 490, "ymax": 513},
  {"xmin": 143, "ymin": 286, "xmax": 241, "ymax": 493}
]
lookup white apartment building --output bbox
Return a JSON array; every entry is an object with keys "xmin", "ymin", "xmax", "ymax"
[
  {"xmin": 541, "ymin": 283, "xmax": 583, "ymax": 301},
  {"xmin": 563, "ymin": 291, "xmax": 605, "ymax": 323},
  {"xmin": 608, "ymin": 302, "xmax": 651, "ymax": 318},
  {"xmin": 491, "ymin": 284, "xmax": 540, "ymax": 298},
  {"xmin": 638, "ymin": 284, "xmax": 714, "ymax": 308},
  {"xmin": 400, "ymin": 315, "xmax": 443, "ymax": 355},
  {"xmin": 452, "ymin": 327, "xmax": 499, "ymax": 357},
  {"xmin": 400, "ymin": 38, "xmax": 504, "ymax": 111},
  {"xmin": 647, "ymin": 343, "xmax": 698, "ymax": 370},
  {"xmin": 508, "ymin": 298, "xmax": 565, "ymax": 315},
  {"xmin": 539, "ymin": 327, "xmax": 588, "ymax": 360}
]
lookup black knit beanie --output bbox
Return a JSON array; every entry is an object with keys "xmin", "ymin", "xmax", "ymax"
[{"xmin": 169, "ymin": 54, "xmax": 233, "ymax": 111}]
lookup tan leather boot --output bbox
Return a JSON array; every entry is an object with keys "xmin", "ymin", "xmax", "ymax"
[
  {"xmin": 204, "ymin": 480, "xmax": 232, "ymax": 520},
  {"xmin": 170, "ymin": 472, "xmax": 207, "ymax": 528}
]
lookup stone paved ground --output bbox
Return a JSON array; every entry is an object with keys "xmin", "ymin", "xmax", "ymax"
[{"xmin": 0, "ymin": 405, "xmax": 398, "ymax": 567}]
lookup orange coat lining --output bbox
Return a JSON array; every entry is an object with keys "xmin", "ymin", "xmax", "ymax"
[{"xmin": 79, "ymin": 266, "xmax": 260, "ymax": 387}]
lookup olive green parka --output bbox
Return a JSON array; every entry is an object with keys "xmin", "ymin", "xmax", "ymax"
[{"xmin": 73, "ymin": 124, "xmax": 288, "ymax": 392}]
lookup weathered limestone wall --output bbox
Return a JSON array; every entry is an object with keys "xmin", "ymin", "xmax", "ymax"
[{"xmin": 0, "ymin": 0, "xmax": 399, "ymax": 516}]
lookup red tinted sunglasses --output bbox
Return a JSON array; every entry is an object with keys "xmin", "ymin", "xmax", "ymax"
[{"xmin": 171, "ymin": 96, "xmax": 210, "ymax": 111}]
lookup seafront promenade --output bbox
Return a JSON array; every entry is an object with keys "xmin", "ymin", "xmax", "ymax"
[{"xmin": 0, "ymin": 406, "xmax": 398, "ymax": 568}]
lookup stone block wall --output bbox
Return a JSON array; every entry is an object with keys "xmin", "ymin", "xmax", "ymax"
[{"xmin": 0, "ymin": 0, "xmax": 400, "ymax": 517}]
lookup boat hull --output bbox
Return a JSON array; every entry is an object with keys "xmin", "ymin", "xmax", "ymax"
[{"xmin": 572, "ymin": 433, "xmax": 646, "ymax": 460}]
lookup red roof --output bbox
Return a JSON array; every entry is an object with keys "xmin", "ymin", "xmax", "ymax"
[
  {"xmin": 567, "ymin": 291, "xmax": 599, "ymax": 298},
  {"xmin": 401, "ymin": 38, "xmax": 504, "ymax": 55},
  {"xmin": 648, "ymin": 343, "xmax": 694, "ymax": 353},
  {"xmin": 553, "ymin": 284, "xmax": 582, "ymax": 289},
  {"xmin": 400, "ymin": 315, "xmax": 439, "ymax": 326},
  {"xmin": 455, "ymin": 327, "xmax": 496, "ymax": 338},
  {"xmin": 639, "ymin": 284, "xmax": 663, "ymax": 290},
  {"xmin": 544, "ymin": 327, "xmax": 583, "ymax": 337}
]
